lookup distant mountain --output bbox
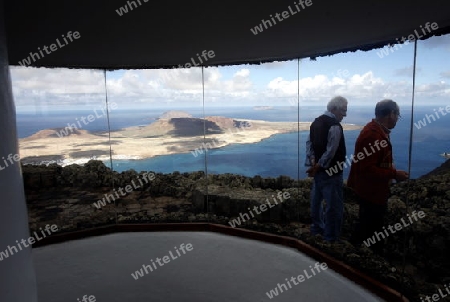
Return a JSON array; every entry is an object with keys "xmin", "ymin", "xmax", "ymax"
[
  {"xmin": 253, "ymin": 106, "xmax": 273, "ymax": 110},
  {"xmin": 133, "ymin": 116, "xmax": 246, "ymax": 137},
  {"xmin": 21, "ymin": 128, "xmax": 92, "ymax": 141},
  {"xmin": 159, "ymin": 110, "xmax": 193, "ymax": 119}
]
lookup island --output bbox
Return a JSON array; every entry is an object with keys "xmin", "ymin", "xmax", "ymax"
[{"xmin": 18, "ymin": 111, "xmax": 363, "ymax": 165}]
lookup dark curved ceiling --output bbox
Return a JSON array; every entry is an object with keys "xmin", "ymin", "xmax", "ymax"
[{"xmin": 4, "ymin": 0, "xmax": 450, "ymax": 70}]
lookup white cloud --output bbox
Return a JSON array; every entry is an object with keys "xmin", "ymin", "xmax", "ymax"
[
  {"xmin": 10, "ymin": 66, "xmax": 258, "ymax": 109},
  {"xmin": 440, "ymin": 71, "xmax": 450, "ymax": 79},
  {"xmin": 394, "ymin": 66, "xmax": 422, "ymax": 77},
  {"xmin": 9, "ymin": 64, "xmax": 450, "ymax": 110},
  {"xmin": 10, "ymin": 67, "xmax": 104, "ymax": 94},
  {"xmin": 416, "ymin": 82, "xmax": 450, "ymax": 98},
  {"xmin": 10, "ymin": 67, "xmax": 107, "ymax": 109},
  {"xmin": 265, "ymin": 72, "xmax": 389, "ymax": 101}
]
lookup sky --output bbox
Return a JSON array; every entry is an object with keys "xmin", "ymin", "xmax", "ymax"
[{"xmin": 9, "ymin": 34, "xmax": 450, "ymax": 112}]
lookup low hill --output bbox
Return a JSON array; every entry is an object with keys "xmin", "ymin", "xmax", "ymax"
[
  {"xmin": 419, "ymin": 158, "xmax": 450, "ymax": 178},
  {"xmin": 168, "ymin": 118, "xmax": 223, "ymax": 137},
  {"xmin": 22, "ymin": 128, "xmax": 93, "ymax": 141}
]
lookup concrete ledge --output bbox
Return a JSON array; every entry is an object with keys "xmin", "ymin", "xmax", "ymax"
[{"xmin": 32, "ymin": 223, "xmax": 409, "ymax": 301}]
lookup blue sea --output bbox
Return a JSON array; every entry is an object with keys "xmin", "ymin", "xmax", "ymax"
[{"xmin": 16, "ymin": 106, "xmax": 450, "ymax": 179}]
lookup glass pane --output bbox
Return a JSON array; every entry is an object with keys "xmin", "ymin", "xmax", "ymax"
[
  {"xmin": 12, "ymin": 67, "xmax": 111, "ymax": 232},
  {"xmin": 105, "ymin": 68, "xmax": 206, "ymax": 224},
  {"xmin": 201, "ymin": 62, "xmax": 300, "ymax": 227}
]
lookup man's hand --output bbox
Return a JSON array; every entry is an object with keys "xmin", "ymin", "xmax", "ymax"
[
  {"xmin": 395, "ymin": 170, "xmax": 409, "ymax": 181},
  {"xmin": 307, "ymin": 163, "xmax": 320, "ymax": 177}
]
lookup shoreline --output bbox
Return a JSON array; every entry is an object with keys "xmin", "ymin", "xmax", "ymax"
[{"xmin": 19, "ymin": 118, "xmax": 363, "ymax": 166}]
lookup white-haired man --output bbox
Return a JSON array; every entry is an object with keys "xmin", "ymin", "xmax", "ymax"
[{"xmin": 305, "ymin": 96, "xmax": 348, "ymax": 242}]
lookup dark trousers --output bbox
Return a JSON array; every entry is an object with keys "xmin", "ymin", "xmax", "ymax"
[{"xmin": 351, "ymin": 196, "xmax": 387, "ymax": 253}]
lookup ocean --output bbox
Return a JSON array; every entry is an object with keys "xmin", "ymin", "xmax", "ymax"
[{"xmin": 16, "ymin": 106, "xmax": 450, "ymax": 179}]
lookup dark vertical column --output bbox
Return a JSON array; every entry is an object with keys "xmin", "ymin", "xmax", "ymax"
[{"xmin": 0, "ymin": 1, "xmax": 38, "ymax": 301}]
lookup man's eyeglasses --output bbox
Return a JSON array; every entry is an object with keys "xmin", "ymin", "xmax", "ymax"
[{"xmin": 393, "ymin": 111, "xmax": 401, "ymax": 120}]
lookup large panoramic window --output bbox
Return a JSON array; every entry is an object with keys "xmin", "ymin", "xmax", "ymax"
[{"xmin": 10, "ymin": 34, "xmax": 450, "ymax": 302}]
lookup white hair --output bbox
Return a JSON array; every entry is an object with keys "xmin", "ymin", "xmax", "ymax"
[{"xmin": 327, "ymin": 96, "xmax": 348, "ymax": 111}]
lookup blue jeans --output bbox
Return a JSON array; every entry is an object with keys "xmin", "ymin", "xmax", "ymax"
[{"xmin": 310, "ymin": 171, "xmax": 344, "ymax": 241}]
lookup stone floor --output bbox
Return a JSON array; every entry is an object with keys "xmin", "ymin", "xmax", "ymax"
[{"xmin": 33, "ymin": 231, "xmax": 384, "ymax": 302}]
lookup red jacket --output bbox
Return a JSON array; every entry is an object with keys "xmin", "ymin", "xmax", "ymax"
[{"xmin": 347, "ymin": 119, "xmax": 397, "ymax": 205}]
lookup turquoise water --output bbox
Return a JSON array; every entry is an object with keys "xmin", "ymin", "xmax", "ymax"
[{"xmin": 110, "ymin": 131, "xmax": 308, "ymax": 178}]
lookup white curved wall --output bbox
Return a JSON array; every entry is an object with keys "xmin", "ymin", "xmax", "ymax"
[{"xmin": 0, "ymin": 1, "xmax": 38, "ymax": 301}]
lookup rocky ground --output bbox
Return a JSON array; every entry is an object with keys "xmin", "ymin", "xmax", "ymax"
[{"xmin": 22, "ymin": 160, "xmax": 450, "ymax": 302}]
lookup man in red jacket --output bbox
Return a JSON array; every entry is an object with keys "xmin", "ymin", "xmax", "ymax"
[{"xmin": 347, "ymin": 99, "xmax": 408, "ymax": 253}]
